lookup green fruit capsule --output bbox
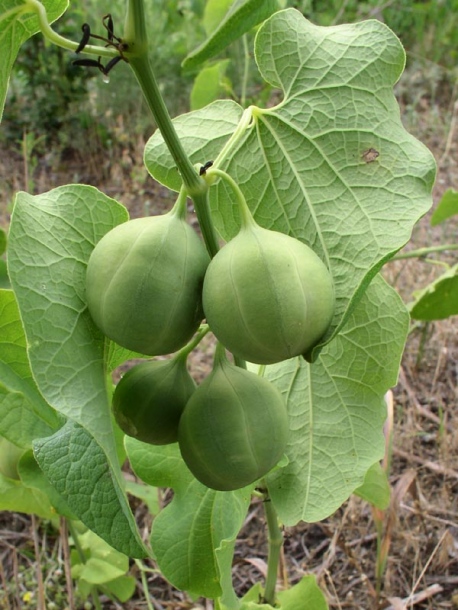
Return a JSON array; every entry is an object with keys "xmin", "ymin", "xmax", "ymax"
[
  {"xmin": 203, "ymin": 223, "xmax": 335, "ymax": 364},
  {"xmin": 113, "ymin": 356, "xmax": 196, "ymax": 445},
  {"xmin": 85, "ymin": 212, "xmax": 209, "ymax": 355},
  {"xmin": 178, "ymin": 349, "xmax": 288, "ymax": 491}
]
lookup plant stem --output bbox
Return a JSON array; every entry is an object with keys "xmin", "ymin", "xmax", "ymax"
[
  {"xmin": 175, "ymin": 325, "xmax": 210, "ymax": 360},
  {"xmin": 24, "ymin": 0, "xmax": 118, "ymax": 58},
  {"xmin": 128, "ymin": 55, "xmax": 203, "ymax": 194},
  {"xmin": 190, "ymin": 190, "xmax": 221, "ymax": 258},
  {"xmin": 240, "ymin": 34, "xmax": 250, "ymax": 107},
  {"xmin": 134, "ymin": 560, "xmax": 155, "ymax": 610},
  {"xmin": 60, "ymin": 518, "xmax": 76, "ymax": 610},
  {"xmin": 206, "ymin": 168, "xmax": 255, "ymax": 229},
  {"xmin": 123, "ymin": 0, "xmax": 221, "ymax": 256},
  {"xmin": 67, "ymin": 521, "xmax": 103, "ymax": 610},
  {"xmin": 263, "ymin": 490, "xmax": 283, "ymax": 605},
  {"xmin": 390, "ymin": 243, "xmax": 458, "ymax": 260}
]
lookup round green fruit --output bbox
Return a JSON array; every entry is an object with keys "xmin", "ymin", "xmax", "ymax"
[
  {"xmin": 178, "ymin": 352, "xmax": 288, "ymax": 491},
  {"xmin": 113, "ymin": 357, "xmax": 195, "ymax": 445},
  {"xmin": 85, "ymin": 214, "xmax": 209, "ymax": 355},
  {"xmin": 203, "ymin": 224, "xmax": 335, "ymax": 364}
]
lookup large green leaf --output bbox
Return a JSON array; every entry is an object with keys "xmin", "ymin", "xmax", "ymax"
[
  {"xmin": 7, "ymin": 186, "xmax": 127, "ymax": 450},
  {"xmin": 233, "ymin": 576, "xmax": 328, "ymax": 610},
  {"xmin": 145, "ymin": 10, "xmax": 435, "ymax": 357},
  {"xmin": 202, "ymin": 0, "xmax": 233, "ymax": 36},
  {"xmin": 0, "ymin": 471, "xmax": 55, "ymax": 518},
  {"xmin": 7, "ymin": 185, "xmax": 147, "ymax": 557},
  {"xmin": 276, "ymin": 575, "xmax": 328, "ymax": 610},
  {"xmin": 431, "ymin": 188, "xmax": 458, "ymax": 226},
  {"xmin": 34, "ymin": 420, "xmax": 145, "ymax": 557},
  {"xmin": 19, "ymin": 449, "xmax": 75, "ymax": 518},
  {"xmin": 0, "ymin": 0, "xmax": 68, "ymax": 120},
  {"xmin": 0, "ymin": 289, "xmax": 61, "ymax": 448},
  {"xmin": 409, "ymin": 264, "xmax": 458, "ymax": 321},
  {"xmin": 353, "ymin": 461, "xmax": 390, "ymax": 510},
  {"xmin": 145, "ymin": 99, "xmax": 244, "ymax": 192},
  {"xmin": 126, "ymin": 439, "xmax": 250, "ymax": 603},
  {"xmin": 183, "ymin": 0, "xmax": 280, "ymax": 71},
  {"xmin": 265, "ymin": 274, "xmax": 409, "ymax": 524},
  {"xmin": 191, "ymin": 59, "xmax": 230, "ymax": 111}
]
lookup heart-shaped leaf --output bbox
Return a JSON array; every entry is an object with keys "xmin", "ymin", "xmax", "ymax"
[
  {"xmin": 126, "ymin": 439, "xmax": 250, "ymax": 602},
  {"xmin": 8, "ymin": 185, "xmax": 147, "ymax": 556},
  {"xmin": 265, "ymin": 275, "xmax": 408, "ymax": 524},
  {"xmin": 145, "ymin": 10, "xmax": 435, "ymax": 357}
]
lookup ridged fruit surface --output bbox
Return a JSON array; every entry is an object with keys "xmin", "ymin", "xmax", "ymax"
[
  {"xmin": 113, "ymin": 357, "xmax": 195, "ymax": 445},
  {"xmin": 203, "ymin": 225, "xmax": 334, "ymax": 364},
  {"xmin": 178, "ymin": 356, "xmax": 288, "ymax": 491},
  {"xmin": 85, "ymin": 214, "xmax": 209, "ymax": 355}
]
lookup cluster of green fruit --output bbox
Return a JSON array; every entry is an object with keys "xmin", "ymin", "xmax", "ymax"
[{"xmin": 85, "ymin": 176, "xmax": 335, "ymax": 491}]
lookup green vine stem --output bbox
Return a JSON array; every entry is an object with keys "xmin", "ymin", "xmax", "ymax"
[
  {"xmin": 171, "ymin": 186, "xmax": 221, "ymax": 261},
  {"xmin": 67, "ymin": 520, "xmax": 103, "ymax": 610},
  {"xmin": 189, "ymin": 190, "xmax": 221, "ymax": 258},
  {"xmin": 389, "ymin": 243, "xmax": 458, "ymax": 260},
  {"xmin": 134, "ymin": 560, "xmax": 155, "ymax": 610},
  {"xmin": 123, "ymin": 0, "xmax": 221, "ymax": 257},
  {"xmin": 128, "ymin": 54, "xmax": 201, "ymax": 193},
  {"xmin": 240, "ymin": 34, "xmax": 250, "ymax": 108},
  {"xmin": 26, "ymin": 0, "xmax": 224, "ymax": 257},
  {"xmin": 24, "ymin": 0, "xmax": 118, "ymax": 59},
  {"xmin": 262, "ymin": 487, "xmax": 283, "ymax": 605}
]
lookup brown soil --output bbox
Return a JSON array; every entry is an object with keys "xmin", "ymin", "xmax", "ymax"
[{"xmin": 0, "ymin": 97, "xmax": 457, "ymax": 610}]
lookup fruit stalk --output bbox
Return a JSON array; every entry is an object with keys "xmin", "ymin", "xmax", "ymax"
[
  {"xmin": 124, "ymin": 0, "xmax": 221, "ymax": 257},
  {"xmin": 263, "ymin": 489, "xmax": 283, "ymax": 605},
  {"xmin": 206, "ymin": 167, "xmax": 255, "ymax": 229},
  {"xmin": 175, "ymin": 325, "xmax": 210, "ymax": 360}
]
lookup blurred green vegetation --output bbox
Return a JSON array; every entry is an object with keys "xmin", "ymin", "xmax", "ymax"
[
  {"xmin": 300, "ymin": 0, "xmax": 457, "ymax": 65},
  {"xmin": 1, "ymin": 0, "xmax": 207, "ymax": 157},
  {"xmin": 2, "ymin": 0, "xmax": 457, "ymax": 161}
]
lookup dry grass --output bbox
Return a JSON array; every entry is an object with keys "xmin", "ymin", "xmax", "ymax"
[{"xmin": 0, "ymin": 96, "xmax": 457, "ymax": 610}]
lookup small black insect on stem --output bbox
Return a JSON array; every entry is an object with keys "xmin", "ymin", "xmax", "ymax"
[
  {"xmin": 199, "ymin": 161, "xmax": 214, "ymax": 176},
  {"xmin": 73, "ymin": 14, "xmax": 128, "ymax": 77}
]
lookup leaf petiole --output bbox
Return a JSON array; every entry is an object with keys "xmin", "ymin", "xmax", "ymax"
[{"xmin": 213, "ymin": 106, "xmax": 254, "ymax": 166}]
